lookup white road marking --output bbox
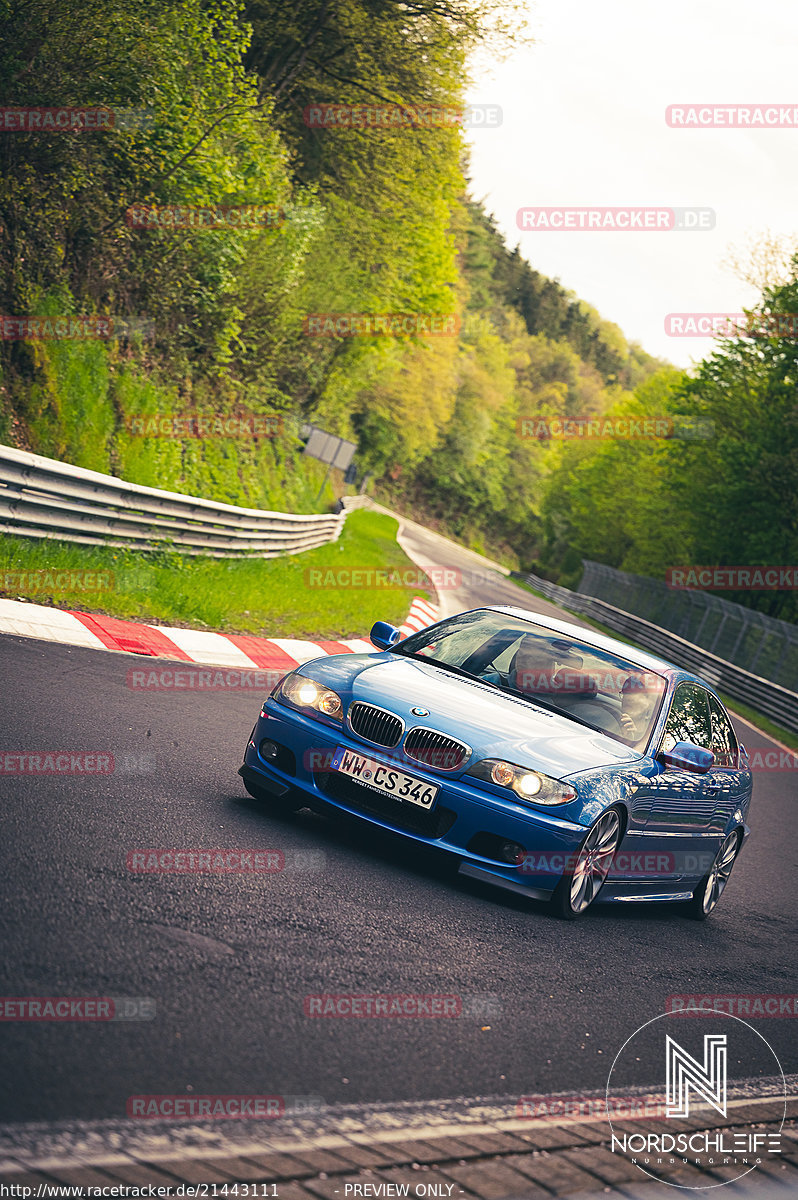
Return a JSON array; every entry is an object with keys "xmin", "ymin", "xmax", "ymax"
[
  {"xmin": 270, "ymin": 637, "xmax": 337, "ymax": 664},
  {"xmin": 0, "ymin": 598, "xmax": 438, "ymax": 671},
  {"xmin": 147, "ymin": 626, "xmax": 260, "ymax": 668},
  {"xmin": 728, "ymin": 709, "xmax": 798, "ymax": 756},
  {"xmin": 0, "ymin": 599, "xmax": 107, "ymax": 649}
]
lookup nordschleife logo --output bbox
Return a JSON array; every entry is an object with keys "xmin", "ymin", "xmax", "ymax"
[
  {"xmin": 665, "ymin": 1033, "xmax": 727, "ymax": 1119},
  {"xmin": 607, "ymin": 1011, "xmax": 786, "ymax": 1189}
]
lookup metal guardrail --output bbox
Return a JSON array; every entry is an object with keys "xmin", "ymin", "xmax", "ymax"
[
  {"xmin": 0, "ymin": 445, "xmax": 344, "ymax": 557},
  {"xmin": 3, "ymin": 440, "xmax": 794, "ymax": 730},
  {"xmin": 512, "ymin": 569, "xmax": 798, "ymax": 735},
  {"xmin": 336, "ymin": 494, "xmax": 372, "ymax": 513}
]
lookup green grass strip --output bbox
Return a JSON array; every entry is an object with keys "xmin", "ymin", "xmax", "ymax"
[{"xmin": 0, "ymin": 510, "xmax": 432, "ymax": 641}]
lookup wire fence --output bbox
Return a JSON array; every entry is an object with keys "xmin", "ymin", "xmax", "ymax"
[
  {"xmin": 578, "ymin": 561, "xmax": 798, "ymax": 694},
  {"xmin": 511, "ymin": 565, "xmax": 798, "ymax": 734}
]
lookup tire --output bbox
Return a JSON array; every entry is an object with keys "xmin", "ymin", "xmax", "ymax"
[
  {"xmin": 686, "ymin": 829, "xmax": 740, "ymax": 920},
  {"xmin": 550, "ymin": 808, "xmax": 622, "ymax": 920}
]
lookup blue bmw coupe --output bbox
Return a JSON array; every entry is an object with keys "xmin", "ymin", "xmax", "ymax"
[{"xmin": 239, "ymin": 606, "xmax": 752, "ymax": 919}]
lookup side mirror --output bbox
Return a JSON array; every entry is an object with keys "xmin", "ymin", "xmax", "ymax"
[
  {"xmin": 370, "ymin": 621, "xmax": 403, "ymax": 651},
  {"xmin": 657, "ymin": 740, "xmax": 714, "ymax": 775}
]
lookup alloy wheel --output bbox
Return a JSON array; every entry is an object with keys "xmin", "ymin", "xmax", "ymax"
[{"xmin": 569, "ymin": 808, "xmax": 621, "ymax": 914}]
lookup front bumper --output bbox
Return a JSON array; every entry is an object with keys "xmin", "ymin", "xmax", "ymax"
[{"xmin": 241, "ymin": 700, "xmax": 591, "ymax": 899}]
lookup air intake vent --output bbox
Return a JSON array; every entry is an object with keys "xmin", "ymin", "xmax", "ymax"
[
  {"xmin": 348, "ymin": 702, "xmax": 403, "ymax": 748},
  {"xmin": 403, "ymin": 727, "xmax": 469, "ymax": 772}
]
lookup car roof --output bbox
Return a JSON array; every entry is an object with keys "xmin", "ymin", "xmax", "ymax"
[{"xmin": 484, "ymin": 604, "xmax": 682, "ymax": 675}]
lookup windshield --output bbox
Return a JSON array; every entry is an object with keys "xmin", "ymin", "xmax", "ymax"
[{"xmin": 396, "ymin": 609, "xmax": 667, "ymax": 750}]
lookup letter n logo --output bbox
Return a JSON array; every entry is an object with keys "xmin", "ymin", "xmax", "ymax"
[{"xmin": 665, "ymin": 1034, "xmax": 727, "ymax": 1118}]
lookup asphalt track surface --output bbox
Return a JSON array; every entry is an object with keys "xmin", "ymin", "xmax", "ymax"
[{"xmin": 1, "ymin": 522, "xmax": 796, "ymax": 1124}]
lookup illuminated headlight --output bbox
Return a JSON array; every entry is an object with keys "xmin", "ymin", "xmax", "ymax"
[
  {"xmin": 278, "ymin": 672, "xmax": 344, "ymax": 721},
  {"xmin": 466, "ymin": 758, "xmax": 577, "ymax": 806}
]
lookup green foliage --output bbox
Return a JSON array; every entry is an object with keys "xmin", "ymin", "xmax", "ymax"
[
  {"xmin": 536, "ymin": 367, "xmax": 690, "ymax": 582},
  {"xmin": 458, "ymin": 201, "xmax": 667, "ymax": 387},
  {"xmin": 534, "ymin": 296, "xmax": 798, "ymax": 624},
  {"xmin": 663, "ymin": 278, "xmax": 798, "ymax": 622},
  {"xmin": 7, "ymin": 0, "xmax": 791, "ymax": 636},
  {"xmin": 372, "ymin": 199, "xmax": 665, "ymax": 566}
]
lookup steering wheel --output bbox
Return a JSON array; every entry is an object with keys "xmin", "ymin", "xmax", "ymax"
[{"xmin": 584, "ymin": 701, "xmax": 623, "ymax": 735}]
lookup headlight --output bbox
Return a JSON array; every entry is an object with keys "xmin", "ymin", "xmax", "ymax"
[
  {"xmin": 278, "ymin": 672, "xmax": 344, "ymax": 721},
  {"xmin": 465, "ymin": 758, "xmax": 577, "ymax": 806}
]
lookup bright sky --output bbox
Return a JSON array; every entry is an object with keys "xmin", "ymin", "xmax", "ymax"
[{"xmin": 465, "ymin": 0, "xmax": 798, "ymax": 369}]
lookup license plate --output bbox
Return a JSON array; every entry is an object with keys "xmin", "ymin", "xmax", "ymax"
[{"xmin": 330, "ymin": 747, "xmax": 439, "ymax": 809}]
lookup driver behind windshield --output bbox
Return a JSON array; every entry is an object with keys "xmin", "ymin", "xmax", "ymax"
[
  {"xmin": 618, "ymin": 675, "xmax": 657, "ymax": 741},
  {"xmin": 512, "ymin": 636, "xmax": 560, "ymax": 695},
  {"xmin": 494, "ymin": 635, "xmax": 625, "ymax": 732},
  {"xmin": 511, "ymin": 636, "xmax": 598, "ymax": 717}
]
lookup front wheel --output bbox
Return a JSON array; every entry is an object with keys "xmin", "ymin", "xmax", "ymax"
[
  {"xmin": 550, "ymin": 808, "xmax": 622, "ymax": 920},
  {"xmin": 686, "ymin": 830, "xmax": 740, "ymax": 920}
]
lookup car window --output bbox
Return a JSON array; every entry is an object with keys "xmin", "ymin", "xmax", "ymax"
[
  {"xmin": 406, "ymin": 611, "xmax": 492, "ymax": 666},
  {"xmin": 397, "ymin": 609, "xmax": 667, "ymax": 748},
  {"xmin": 707, "ymin": 693, "xmax": 738, "ymax": 767},
  {"xmin": 661, "ymin": 683, "xmax": 713, "ymax": 753}
]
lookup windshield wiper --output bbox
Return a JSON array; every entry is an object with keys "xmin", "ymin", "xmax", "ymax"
[
  {"xmin": 501, "ymin": 688, "xmax": 598, "ymax": 731},
  {"xmin": 400, "ymin": 652, "xmax": 500, "ymax": 688}
]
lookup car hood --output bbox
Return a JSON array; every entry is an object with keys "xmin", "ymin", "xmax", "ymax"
[{"xmin": 300, "ymin": 652, "xmax": 640, "ymax": 778}]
